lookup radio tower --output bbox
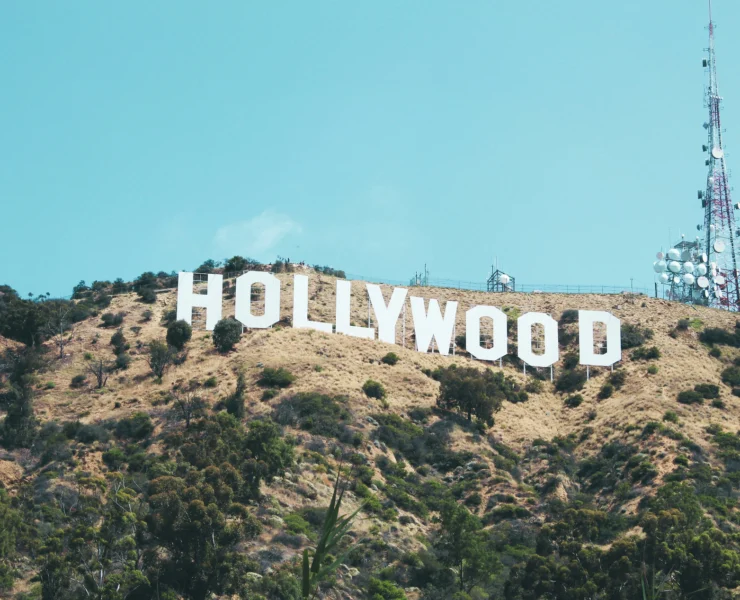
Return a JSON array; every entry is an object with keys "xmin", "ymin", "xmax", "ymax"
[{"xmin": 701, "ymin": 0, "xmax": 740, "ymax": 310}]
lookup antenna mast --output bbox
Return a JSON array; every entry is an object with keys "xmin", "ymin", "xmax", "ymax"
[{"xmin": 702, "ymin": 0, "xmax": 740, "ymax": 309}]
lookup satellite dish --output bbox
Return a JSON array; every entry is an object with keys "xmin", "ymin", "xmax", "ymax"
[
  {"xmin": 656, "ymin": 251, "xmax": 665, "ymax": 260},
  {"xmin": 709, "ymin": 176, "xmax": 715, "ymax": 185},
  {"xmin": 500, "ymin": 274, "xmax": 510, "ymax": 285},
  {"xmin": 668, "ymin": 261, "xmax": 682, "ymax": 273},
  {"xmin": 653, "ymin": 260, "xmax": 667, "ymax": 273},
  {"xmin": 697, "ymin": 263, "xmax": 708, "ymax": 276},
  {"xmin": 673, "ymin": 276, "xmax": 681, "ymax": 284},
  {"xmin": 683, "ymin": 273, "xmax": 696, "ymax": 285},
  {"xmin": 704, "ymin": 290, "xmax": 710, "ymax": 298},
  {"xmin": 712, "ymin": 147, "xmax": 725, "ymax": 159},
  {"xmin": 714, "ymin": 240, "xmax": 726, "ymax": 252},
  {"xmin": 698, "ymin": 276, "xmax": 710, "ymax": 288},
  {"xmin": 717, "ymin": 289, "xmax": 725, "ymax": 299},
  {"xmin": 716, "ymin": 275, "xmax": 726, "ymax": 285},
  {"xmin": 710, "ymin": 224, "xmax": 716, "ymax": 231},
  {"xmin": 701, "ymin": 253, "xmax": 708, "ymax": 263},
  {"xmin": 683, "ymin": 261, "xmax": 695, "ymax": 273},
  {"xmin": 668, "ymin": 248, "xmax": 681, "ymax": 260},
  {"xmin": 659, "ymin": 273, "xmax": 670, "ymax": 284}
]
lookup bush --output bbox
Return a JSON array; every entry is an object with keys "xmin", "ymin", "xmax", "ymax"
[
  {"xmin": 101, "ymin": 312, "xmax": 124, "ymax": 328},
  {"xmin": 110, "ymin": 328, "xmax": 128, "ymax": 355},
  {"xmin": 166, "ymin": 320, "xmax": 193, "ymax": 350},
  {"xmin": 381, "ymin": 352, "xmax": 399, "ymax": 366},
  {"xmin": 721, "ymin": 366, "xmax": 740, "ymax": 386},
  {"xmin": 147, "ymin": 340, "xmax": 174, "ymax": 379},
  {"xmin": 632, "ymin": 346, "xmax": 660, "ymax": 361},
  {"xmin": 258, "ymin": 367, "xmax": 296, "ymax": 388},
  {"xmin": 137, "ymin": 287, "xmax": 157, "ymax": 304},
  {"xmin": 564, "ymin": 394, "xmax": 583, "ymax": 408},
  {"xmin": 115, "ymin": 412, "xmax": 154, "ymax": 440},
  {"xmin": 700, "ymin": 327, "xmax": 739, "ymax": 346},
  {"xmin": 561, "ymin": 309, "xmax": 579, "ymax": 324},
  {"xmin": 647, "ymin": 364, "xmax": 659, "ymax": 375},
  {"xmin": 663, "ymin": 410, "xmax": 679, "ymax": 423},
  {"xmin": 621, "ymin": 323, "xmax": 654, "ymax": 349},
  {"xmin": 161, "ymin": 309, "xmax": 177, "ymax": 326},
  {"xmin": 555, "ymin": 369, "xmax": 587, "ymax": 393},
  {"xmin": 363, "ymin": 379, "xmax": 386, "ymax": 400},
  {"xmin": 70, "ymin": 374, "xmax": 87, "ymax": 389},
  {"xmin": 204, "ymin": 376, "xmax": 218, "ymax": 388},
  {"xmin": 525, "ymin": 378, "xmax": 544, "ymax": 394},
  {"xmin": 712, "ymin": 399, "xmax": 726, "ymax": 409},
  {"xmin": 677, "ymin": 319, "xmax": 690, "ymax": 331},
  {"xmin": 562, "ymin": 353, "xmax": 579, "ymax": 370},
  {"xmin": 598, "ymin": 383, "xmax": 614, "ymax": 400},
  {"xmin": 677, "ymin": 390, "xmax": 704, "ymax": 405},
  {"xmin": 262, "ymin": 389, "xmax": 279, "ymax": 401},
  {"xmin": 272, "ymin": 393, "xmax": 353, "ymax": 441},
  {"xmin": 710, "ymin": 347, "xmax": 722, "ymax": 358},
  {"xmin": 114, "ymin": 353, "xmax": 131, "ymax": 371},
  {"xmin": 694, "ymin": 383, "xmax": 720, "ymax": 399},
  {"xmin": 608, "ymin": 370, "xmax": 627, "ymax": 389},
  {"xmin": 212, "ymin": 318, "xmax": 242, "ymax": 352}
]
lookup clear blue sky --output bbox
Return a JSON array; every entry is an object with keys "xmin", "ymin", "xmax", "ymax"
[{"xmin": 1, "ymin": 1, "xmax": 737, "ymax": 297}]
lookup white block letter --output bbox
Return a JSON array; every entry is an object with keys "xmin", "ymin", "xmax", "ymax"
[
  {"xmin": 579, "ymin": 310, "xmax": 621, "ymax": 366},
  {"xmin": 466, "ymin": 305, "xmax": 508, "ymax": 361},
  {"xmin": 335, "ymin": 280, "xmax": 374, "ymax": 339},
  {"xmin": 235, "ymin": 271, "xmax": 281, "ymax": 329},
  {"xmin": 410, "ymin": 296, "xmax": 458, "ymax": 356},
  {"xmin": 176, "ymin": 272, "xmax": 223, "ymax": 331},
  {"xmin": 293, "ymin": 274, "xmax": 332, "ymax": 333},
  {"xmin": 518, "ymin": 312, "xmax": 559, "ymax": 367},
  {"xmin": 367, "ymin": 284, "xmax": 407, "ymax": 344}
]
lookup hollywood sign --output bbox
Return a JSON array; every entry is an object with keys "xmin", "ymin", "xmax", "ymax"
[{"xmin": 176, "ymin": 272, "xmax": 621, "ymax": 368}]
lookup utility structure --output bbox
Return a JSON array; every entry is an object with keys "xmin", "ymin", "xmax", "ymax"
[
  {"xmin": 487, "ymin": 267, "xmax": 515, "ymax": 292},
  {"xmin": 654, "ymin": 1, "xmax": 740, "ymax": 309},
  {"xmin": 698, "ymin": 0, "xmax": 740, "ymax": 309}
]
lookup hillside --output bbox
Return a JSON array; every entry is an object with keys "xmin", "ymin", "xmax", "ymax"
[{"xmin": 3, "ymin": 267, "xmax": 740, "ymax": 599}]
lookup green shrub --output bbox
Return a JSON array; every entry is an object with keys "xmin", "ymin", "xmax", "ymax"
[
  {"xmin": 562, "ymin": 353, "xmax": 579, "ymax": 370},
  {"xmin": 608, "ymin": 370, "xmax": 627, "ymax": 389},
  {"xmin": 70, "ymin": 374, "xmax": 87, "ymax": 389},
  {"xmin": 258, "ymin": 367, "xmax": 296, "ymax": 388},
  {"xmin": 161, "ymin": 309, "xmax": 177, "ymax": 326},
  {"xmin": 212, "ymin": 318, "xmax": 242, "ymax": 352},
  {"xmin": 712, "ymin": 399, "xmax": 726, "ymax": 409},
  {"xmin": 363, "ymin": 379, "xmax": 386, "ymax": 400},
  {"xmin": 114, "ymin": 353, "xmax": 131, "ymax": 371},
  {"xmin": 677, "ymin": 319, "xmax": 690, "ymax": 331},
  {"xmin": 663, "ymin": 410, "xmax": 679, "ymax": 424},
  {"xmin": 115, "ymin": 412, "xmax": 154, "ymax": 440},
  {"xmin": 621, "ymin": 323, "xmax": 653, "ymax": 349},
  {"xmin": 381, "ymin": 352, "xmax": 399, "ymax": 366},
  {"xmin": 647, "ymin": 364, "xmax": 659, "ymax": 375},
  {"xmin": 525, "ymin": 378, "xmax": 544, "ymax": 394},
  {"xmin": 632, "ymin": 346, "xmax": 660, "ymax": 361},
  {"xmin": 555, "ymin": 369, "xmax": 587, "ymax": 393},
  {"xmin": 564, "ymin": 394, "xmax": 583, "ymax": 408},
  {"xmin": 166, "ymin": 320, "xmax": 193, "ymax": 350},
  {"xmin": 700, "ymin": 327, "xmax": 739, "ymax": 346},
  {"xmin": 137, "ymin": 287, "xmax": 157, "ymax": 304},
  {"xmin": 272, "ymin": 393, "xmax": 353, "ymax": 442},
  {"xmin": 710, "ymin": 347, "xmax": 722, "ymax": 358},
  {"xmin": 110, "ymin": 328, "xmax": 129, "ymax": 355},
  {"xmin": 44, "ymin": 381, "xmax": 55, "ymax": 390},
  {"xmin": 368, "ymin": 578, "xmax": 407, "ymax": 600},
  {"xmin": 262, "ymin": 389, "xmax": 279, "ymax": 401},
  {"xmin": 721, "ymin": 366, "xmax": 740, "ymax": 386},
  {"xmin": 677, "ymin": 390, "xmax": 704, "ymax": 405},
  {"xmin": 598, "ymin": 383, "xmax": 614, "ymax": 400},
  {"xmin": 203, "ymin": 376, "xmax": 218, "ymax": 388},
  {"xmin": 694, "ymin": 383, "xmax": 720, "ymax": 399},
  {"xmin": 561, "ymin": 309, "xmax": 579, "ymax": 323},
  {"xmin": 101, "ymin": 312, "xmax": 124, "ymax": 328}
]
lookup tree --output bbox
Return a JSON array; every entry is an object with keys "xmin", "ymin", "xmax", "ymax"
[
  {"xmin": 212, "ymin": 318, "xmax": 242, "ymax": 353},
  {"xmin": 0, "ymin": 348, "xmax": 44, "ymax": 449},
  {"xmin": 147, "ymin": 340, "xmax": 174, "ymax": 379},
  {"xmin": 44, "ymin": 301, "xmax": 75, "ymax": 359},
  {"xmin": 174, "ymin": 393, "xmax": 206, "ymax": 429},
  {"xmin": 166, "ymin": 320, "xmax": 192, "ymax": 351},
  {"xmin": 437, "ymin": 367, "xmax": 517, "ymax": 426},
  {"xmin": 110, "ymin": 328, "xmax": 128, "ymax": 356},
  {"xmin": 434, "ymin": 501, "xmax": 501, "ymax": 593},
  {"xmin": 223, "ymin": 256, "xmax": 248, "ymax": 273},
  {"xmin": 86, "ymin": 357, "xmax": 113, "ymax": 389},
  {"xmin": 224, "ymin": 372, "xmax": 246, "ymax": 418}
]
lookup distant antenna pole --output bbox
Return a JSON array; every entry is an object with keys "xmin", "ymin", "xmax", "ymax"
[{"xmin": 703, "ymin": 0, "xmax": 740, "ymax": 309}]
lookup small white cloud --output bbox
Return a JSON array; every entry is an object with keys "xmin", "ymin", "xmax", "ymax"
[{"xmin": 214, "ymin": 210, "xmax": 302, "ymax": 257}]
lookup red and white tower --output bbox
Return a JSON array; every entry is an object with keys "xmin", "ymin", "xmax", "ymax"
[{"xmin": 700, "ymin": 0, "xmax": 740, "ymax": 309}]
